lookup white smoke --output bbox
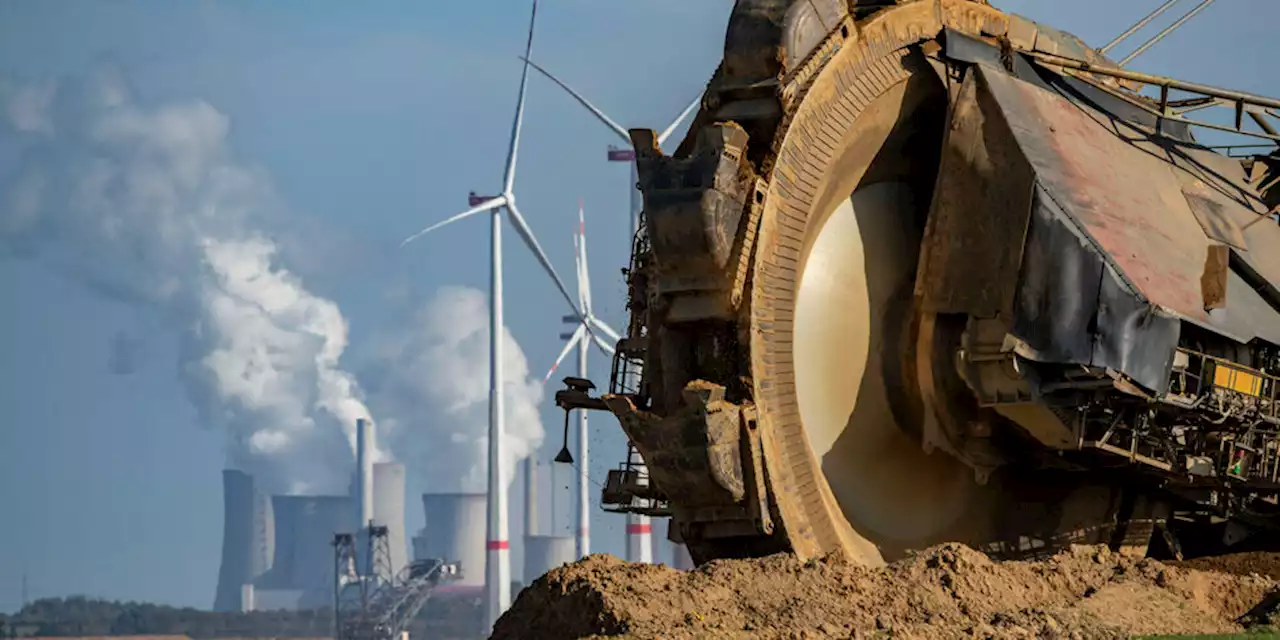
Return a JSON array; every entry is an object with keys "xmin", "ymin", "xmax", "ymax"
[
  {"xmin": 0, "ymin": 66, "xmax": 380, "ymax": 495},
  {"xmin": 362, "ymin": 286, "xmax": 545, "ymax": 494}
]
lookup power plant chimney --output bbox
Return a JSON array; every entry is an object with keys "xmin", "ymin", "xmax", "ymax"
[
  {"xmin": 355, "ymin": 418, "xmax": 374, "ymax": 530},
  {"xmin": 353, "ymin": 418, "xmax": 375, "ymax": 576}
]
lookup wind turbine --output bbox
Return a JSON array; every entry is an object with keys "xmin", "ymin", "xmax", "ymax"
[
  {"xmin": 520, "ymin": 57, "xmax": 701, "ymax": 237},
  {"xmin": 398, "ymin": 0, "xmax": 590, "ymax": 630},
  {"xmin": 522, "ymin": 57, "xmax": 700, "ymax": 565},
  {"xmin": 543, "ymin": 200, "xmax": 620, "ymax": 560}
]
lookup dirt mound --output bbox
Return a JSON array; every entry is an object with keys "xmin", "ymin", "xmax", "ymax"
[
  {"xmin": 492, "ymin": 544, "xmax": 1279, "ymax": 639},
  {"xmin": 1178, "ymin": 552, "xmax": 1280, "ymax": 580}
]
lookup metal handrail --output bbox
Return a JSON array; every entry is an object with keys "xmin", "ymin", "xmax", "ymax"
[
  {"xmin": 1026, "ymin": 50, "xmax": 1280, "ymax": 143},
  {"xmin": 1175, "ymin": 348, "xmax": 1278, "ymax": 421}
]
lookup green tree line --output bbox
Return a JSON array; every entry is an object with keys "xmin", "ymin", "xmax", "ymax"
[{"xmin": 0, "ymin": 596, "xmax": 333, "ymax": 638}]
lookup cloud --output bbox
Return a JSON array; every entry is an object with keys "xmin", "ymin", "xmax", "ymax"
[
  {"xmin": 0, "ymin": 64, "xmax": 379, "ymax": 495},
  {"xmin": 0, "ymin": 78, "xmax": 56, "ymax": 135},
  {"xmin": 361, "ymin": 285, "xmax": 544, "ymax": 494}
]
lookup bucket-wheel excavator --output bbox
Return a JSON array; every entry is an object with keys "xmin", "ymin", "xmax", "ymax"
[{"xmin": 553, "ymin": 0, "xmax": 1280, "ymax": 567}]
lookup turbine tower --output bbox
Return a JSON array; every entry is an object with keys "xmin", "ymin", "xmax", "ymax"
[
  {"xmin": 543, "ymin": 200, "xmax": 620, "ymax": 560},
  {"xmin": 523, "ymin": 58, "xmax": 700, "ymax": 565},
  {"xmin": 399, "ymin": 0, "xmax": 592, "ymax": 630}
]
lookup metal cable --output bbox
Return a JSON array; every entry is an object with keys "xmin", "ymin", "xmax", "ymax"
[
  {"xmin": 1099, "ymin": 0, "xmax": 1181, "ymax": 55},
  {"xmin": 564, "ymin": 459, "xmax": 607, "ymax": 490},
  {"xmin": 1118, "ymin": 0, "xmax": 1218, "ymax": 67}
]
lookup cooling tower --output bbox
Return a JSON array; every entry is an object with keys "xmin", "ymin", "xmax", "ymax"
[
  {"xmin": 672, "ymin": 544, "xmax": 695, "ymax": 571},
  {"xmin": 373, "ymin": 462, "xmax": 408, "ymax": 577},
  {"xmin": 651, "ymin": 517, "xmax": 673, "ymax": 566},
  {"xmin": 522, "ymin": 535, "xmax": 574, "ymax": 585},
  {"xmin": 213, "ymin": 470, "xmax": 274, "ymax": 612},
  {"xmin": 663, "ymin": 518, "xmax": 695, "ymax": 570},
  {"xmin": 414, "ymin": 493, "xmax": 486, "ymax": 587},
  {"xmin": 258, "ymin": 494, "xmax": 351, "ymax": 607}
]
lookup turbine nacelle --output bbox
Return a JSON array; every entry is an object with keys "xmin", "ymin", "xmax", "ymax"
[{"xmin": 607, "ymin": 147, "xmax": 636, "ymax": 163}]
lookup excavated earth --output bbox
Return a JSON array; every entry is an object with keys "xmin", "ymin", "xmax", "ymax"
[{"xmin": 491, "ymin": 544, "xmax": 1280, "ymax": 639}]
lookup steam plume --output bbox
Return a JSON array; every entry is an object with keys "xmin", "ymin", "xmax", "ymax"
[
  {"xmin": 0, "ymin": 66, "xmax": 378, "ymax": 495},
  {"xmin": 362, "ymin": 286, "xmax": 545, "ymax": 493}
]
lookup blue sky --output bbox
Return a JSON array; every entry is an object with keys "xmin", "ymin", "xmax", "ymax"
[{"xmin": 0, "ymin": 0, "xmax": 1276, "ymax": 611}]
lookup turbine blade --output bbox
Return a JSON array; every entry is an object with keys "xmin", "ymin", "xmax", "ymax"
[
  {"xmin": 591, "ymin": 331, "xmax": 615, "ymax": 357},
  {"xmin": 543, "ymin": 325, "xmax": 585, "ymax": 382},
  {"xmin": 588, "ymin": 315, "xmax": 622, "ymax": 343},
  {"xmin": 504, "ymin": 200, "xmax": 588, "ymax": 323},
  {"xmin": 573, "ymin": 226, "xmax": 587, "ymax": 312},
  {"xmin": 578, "ymin": 202, "xmax": 593, "ymax": 313},
  {"xmin": 521, "ymin": 56, "xmax": 631, "ymax": 143},
  {"xmin": 504, "ymin": 0, "xmax": 539, "ymax": 194},
  {"xmin": 656, "ymin": 93, "xmax": 702, "ymax": 146},
  {"xmin": 400, "ymin": 196, "xmax": 505, "ymax": 247}
]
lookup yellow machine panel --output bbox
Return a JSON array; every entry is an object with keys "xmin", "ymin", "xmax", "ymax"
[{"xmin": 1212, "ymin": 362, "xmax": 1266, "ymax": 397}]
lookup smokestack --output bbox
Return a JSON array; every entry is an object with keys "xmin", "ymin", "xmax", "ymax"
[
  {"xmin": 413, "ymin": 493, "xmax": 486, "ymax": 587},
  {"xmin": 214, "ymin": 470, "xmax": 274, "ymax": 612},
  {"xmin": 355, "ymin": 418, "xmax": 374, "ymax": 530},
  {"xmin": 373, "ymin": 462, "xmax": 408, "ymax": 577},
  {"xmin": 352, "ymin": 418, "xmax": 374, "ymax": 576},
  {"xmin": 522, "ymin": 535, "xmax": 575, "ymax": 585}
]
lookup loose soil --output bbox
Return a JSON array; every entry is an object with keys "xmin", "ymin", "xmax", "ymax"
[
  {"xmin": 492, "ymin": 544, "xmax": 1280, "ymax": 639},
  {"xmin": 1177, "ymin": 552, "xmax": 1280, "ymax": 581}
]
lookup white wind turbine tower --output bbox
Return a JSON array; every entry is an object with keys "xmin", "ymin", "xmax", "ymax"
[
  {"xmin": 399, "ymin": 0, "xmax": 592, "ymax": 630},
  {"xmin": 522, "ymin": 58, "xmax": 702, "ymax": 566},
  {"xmin": 543, "ymin": 200, "xmax": 620, "ymax": 561}
]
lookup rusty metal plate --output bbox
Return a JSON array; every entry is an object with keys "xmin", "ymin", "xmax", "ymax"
[{"xmin": 979, "ymin": 65, "xmax": 1214, "ymax": 324}]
